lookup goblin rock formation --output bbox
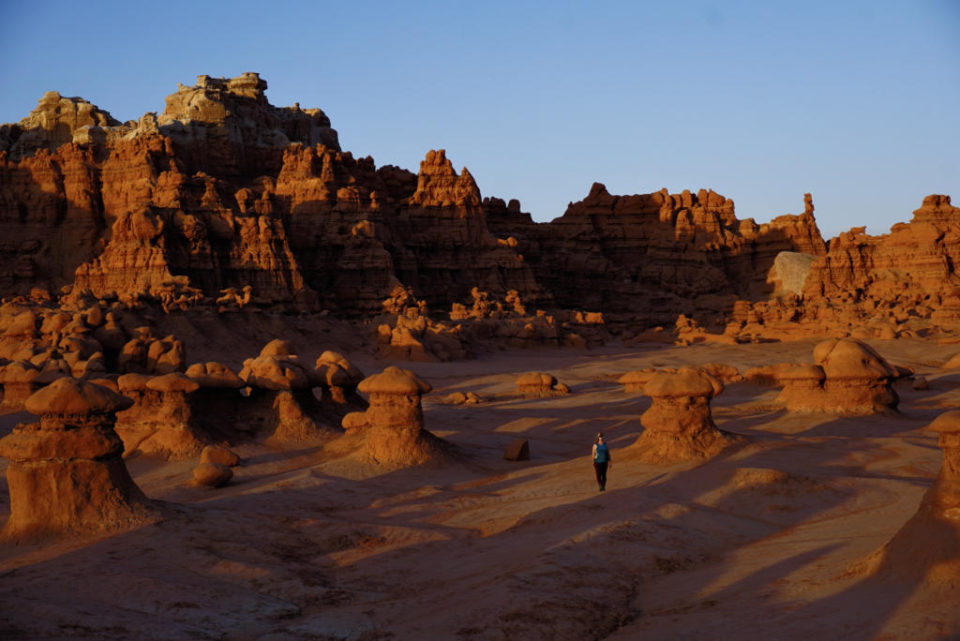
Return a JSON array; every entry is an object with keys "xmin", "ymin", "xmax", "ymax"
[
  {"xmin": 114, "ymin": 372, "xmax": 207, "ymax": 459},
  {"xmin": 775, "ymin": 338, "xmax": 899, "ymax": 415},
  {"xmin": 0, "ymin": 378, "xmax": 155, "ymax": 540},
  {"xmin": 341, "ymin": 366, "xmax": 448, "ymax": 466},
  {"xmin": 632, "ymin": 367, "xmax": 739, "ymax": 464}
]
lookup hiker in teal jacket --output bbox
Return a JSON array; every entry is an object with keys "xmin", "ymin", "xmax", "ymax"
[{"xmin": 592, "ymin": 432, "xmax": 611, "ymax": 491}]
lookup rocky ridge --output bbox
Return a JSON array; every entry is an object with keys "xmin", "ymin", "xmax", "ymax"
[{"xmin": 1, "ymin": 73, "xmax": 958, "ymax": 356}]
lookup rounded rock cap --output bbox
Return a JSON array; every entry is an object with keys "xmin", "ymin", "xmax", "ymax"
[
  {"xmin": 358, "ymin": 366, "xmax": 432, "ymax": 395},
  {"xmin": 516, "ymin": 371, "xmax": 557, "ymax": 387},
  {"xmin": 617, "ymin": 369, "xmax": 658, "ymax": 385},
  {"xmin": 813, "ymin": 338, "xmax": 898, "ymax": 379},
  {"xmin": 185, "ymin": 361, "xmax": 244, "ymax": 388},
  {"xmin": 117, "ymin": 372, "xmax": 153, "ymax": 392},
  {"xmin": 25, "ymin": 377, "xmax": 134, "ymax": 415},
  {"xmin": 927, "ymin": 410, "xmax": 960, "ymax": 434},
  {"xmin": 147, "ymin": 372, "xmax": 201, "ymax": 393},
  {"xmin": 644, "ymin": 367, "xmax": 724, "ymax": 398}
]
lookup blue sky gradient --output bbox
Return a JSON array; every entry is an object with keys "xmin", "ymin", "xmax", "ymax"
[{"xmin": 1, "ymin": 0, "xmax": 957, "ymax": 237}]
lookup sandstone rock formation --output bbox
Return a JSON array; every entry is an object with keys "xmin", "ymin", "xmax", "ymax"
[
  {"xmin": 237, "ymin": 343, "xmax": 343, "ymax": 443},
  {"xmin": 114, "ymin": 372, "xmax": 208, "ymax": 459},
  {"xmin": 486, "ymin": 186, "xmax": 826, "ymax": 325},
  {"xmin": 191, "ymin": 461, "xmax": 233, "ymax": 488},
  {"xmin": 860, "ymin": 410, "xmax": 960, "ymax": 586},
  {"xmin": 631, "ymin": 367, "xmax": 739, "ymax": 464},
  {"xmin": 0, "ymin": 378, "xmax": 155, "ymax": 540},
  {"xmin": 340, "ymin": 366, "xmax": 448, "ymax": 466},
  {"xmin": 516, "ymin": 372, "xmax": 570, "ymax": 398},
  {"xmin": 775, "ymin": 338, "xmax": 899, "ymax": 414},
  {"xmin": 618, "ymin": 369, "xmax": 659, "ymax": 393},
  {"xmin": 1, "ymin": 73, "xmax": 959, "ymax": 348}
]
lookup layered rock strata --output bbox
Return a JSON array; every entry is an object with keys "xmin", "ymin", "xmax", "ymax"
[{"xmin": 0, "ymin": 378, "xmax": 155, "ymax": 540}]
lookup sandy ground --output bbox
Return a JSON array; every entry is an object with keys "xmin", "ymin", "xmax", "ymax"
[{"xmin": 1, "ymin": 338, "xmax": 959, "ymax": 640}]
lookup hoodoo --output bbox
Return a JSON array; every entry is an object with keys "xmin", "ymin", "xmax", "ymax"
[
  {"xmin": 632, "ymin": 367, "xmax": 740, "ymax": 464},
  {"xmin": 0, "ymin": 378, "xmax": 156, "ymax": 540},
  {"xmin": 341, "ymin": 366, "xmax": 449, "ymax": 466}
]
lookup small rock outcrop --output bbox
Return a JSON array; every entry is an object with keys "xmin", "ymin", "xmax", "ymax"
[
  {"xmin": 516, "ymin": 372, "xmax": 570, "ymax": 398},
  {"xmin": 632, "ymin": 367, "xmax": 740, "ymax": 464},
  {"xmin": 341, "ymin": 367, "xmax": 448, "ymax": 466},
  {"xmin": 0, "ymin": 378, "xmax": 155, "ymax": 540}
]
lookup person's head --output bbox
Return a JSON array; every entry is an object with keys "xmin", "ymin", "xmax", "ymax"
[{"xmin": 595, "ymin": 432, "xmax": 604, "ymax": 444}]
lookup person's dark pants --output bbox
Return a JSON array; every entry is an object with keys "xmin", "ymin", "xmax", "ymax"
[{"xmin": 594, "ymin": 462, "xmax": 608, "ymax": 491}]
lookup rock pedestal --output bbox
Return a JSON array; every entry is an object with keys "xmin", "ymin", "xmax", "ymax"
[
  {"xmin": 0, "ymin": 378, "xmax": 155, "ymax": 540},
  {"xmin": 632, "ymin": 367, "xmax": 739, "ymax": 464},
  {"xmin": 341, "ymin": 366, "xmax": 446, "ymax": 466},
  {"xmin": 114, "ymin": 372, "xmax": 207, "ymax": 459}
]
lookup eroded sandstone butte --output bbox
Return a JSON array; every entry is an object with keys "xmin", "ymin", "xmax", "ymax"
[{"xmin": 0, "ymin": 72, "xmax": 956, "ymax": 341}]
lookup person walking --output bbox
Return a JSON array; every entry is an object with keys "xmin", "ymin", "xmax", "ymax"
[{"xmin": 592, "ymin": 432, "xmax": 611, "ymax": 491}]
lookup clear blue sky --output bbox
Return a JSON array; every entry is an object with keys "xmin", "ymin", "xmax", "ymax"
[{"xmin": 1, "ymin": 0, "xmax": 957, "ymax": 238}]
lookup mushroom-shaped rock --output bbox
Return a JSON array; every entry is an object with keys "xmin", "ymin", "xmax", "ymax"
[
  {"xmin": 146, "ymin": 372, "xmax": 200, "ymax": 394},
  {"xmin": 359, "ymin": 366, "xmax": 432, "ymax": 396},
  {"xmin": 25, "ymin": 377, "xmax": 133, "ymax": 416},
  {"xmin": 114, "ymin": 372, "xmax": 208, "ymax": 460},
  {"xmin": 858, "ymin": 410, "xmax": 960, "ymax": 586},
  {"xmin": 186, "ymin": 362, "xmax": 244, "ymax": 388},
  {"xmin": 631, "ymin": 367, "xmax": 740, "ymax": 464},
  {"xmin": 644, "ymin": 368, "xmax": 724, "ymax": 399},
  {"xmin": 336, "ymin": 366, "xmax": 449, "ymax": 467},
  {"xmin": 0, "ymin": 378, "xmax": 155, "ymax": 541},
  {"xmin": 117, "ymin": 372, "xmax": 153, "ymax": 392}
]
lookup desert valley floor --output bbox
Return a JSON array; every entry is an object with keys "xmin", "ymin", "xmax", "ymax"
[{"xmin": 1, "ymin": 338, "xmax": 958, "ymax": 641}]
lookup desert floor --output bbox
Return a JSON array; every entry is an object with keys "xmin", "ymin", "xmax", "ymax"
[{"xmin": 1, "ymin": 338, "xmax": 959, "ymax": 640}]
